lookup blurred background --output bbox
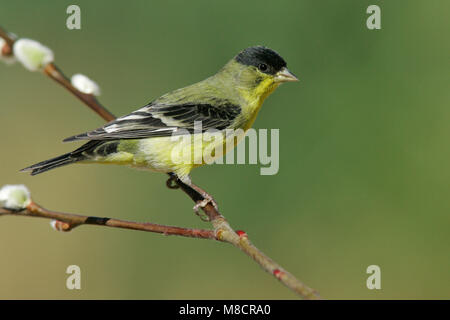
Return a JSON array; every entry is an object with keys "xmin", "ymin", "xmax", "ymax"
[{"xmin": 0, "ymin": 0, "xmax": 449, "ymax": 299}]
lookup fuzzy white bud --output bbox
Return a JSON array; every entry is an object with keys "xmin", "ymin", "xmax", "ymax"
[
  {"xmin": 71, "ymin": 73, "xmax": 101, "ymax": 96},
  {"xmin": 0, "ymin": 38, "xmax": 16, "ymax": 65},
  {"xmin": 0, "ymin": 184, "xmax": 31, "ymax": 210},
  {"xmin": 50, "ymin": 220, "xmax": 60, "ymax": 231},
  {"xmin": 13, "ymin": 38, "xmax": 54, "ymax": 71},
  {"xmin": 49, "ymin": 219, "xmax": 71, "ymax": 232}
]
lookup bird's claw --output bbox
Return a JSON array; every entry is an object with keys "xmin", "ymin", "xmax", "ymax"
[
  {"xmin": 166, "ymin": 175, "xmax": 180, "ymax": 189},
  {"xmin": 193, "ymin": 196, "xmax": 219, "ymax": 221}
]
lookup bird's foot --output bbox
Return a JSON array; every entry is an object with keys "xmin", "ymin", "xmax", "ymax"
[
  {"xmin": 166, "ymin": 173, "xmax": 219, "ymax": 221},
  {"xmin": 193, "ymin": 195, "xmax": 219, "ymax": 221},
  {"xmin": 166, "ymin": 174, "xmax": 180, "ymax": 189}
]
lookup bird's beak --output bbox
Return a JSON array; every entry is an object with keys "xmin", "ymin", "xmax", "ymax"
[{"xmin": 275, "ymin": 67, "xmax": 298, "ymax": 83}]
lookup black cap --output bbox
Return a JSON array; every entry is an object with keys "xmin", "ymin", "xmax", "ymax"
[{"xmin": 235, "ymin": 46, "xmax": 287, "ymax": 75}]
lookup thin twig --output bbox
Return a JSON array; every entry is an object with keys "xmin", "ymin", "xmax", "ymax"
[
  {"xmin": 43, "ymin": 63, "xmax": 116, "ymax": 121},
  {"xmin": 0, "ymin": 26, "xmax": 321, "ymax": 299},
  {"xmin": 0, "ymin": 203, "xmax": 217, "ymax": 239}
]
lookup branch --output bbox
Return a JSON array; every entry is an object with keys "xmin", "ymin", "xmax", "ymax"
[
  {"xmin": 0, "ymin": 201, "xmax": 216, "ymax": 239},
  {"xmin": 0, "ymin": 26, "xmax": 321, "ymax": 299},
  {"xmin": 43, "ymin": 63, "xmax": 116, "ymax": 122}
]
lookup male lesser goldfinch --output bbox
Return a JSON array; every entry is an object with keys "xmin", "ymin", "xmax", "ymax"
[{"xmin": 22, "ymin": 46, "xmax": 298, "ymax": 209}]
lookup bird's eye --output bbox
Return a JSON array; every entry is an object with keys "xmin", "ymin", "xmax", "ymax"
[{"xmin": 258, "ymin": 63, "xmax": 268, "ymax": 72}]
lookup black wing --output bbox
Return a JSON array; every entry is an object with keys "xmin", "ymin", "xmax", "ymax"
[{"xmin": 64, "ymin": 102, "xmax": 241, "ymax": 142}]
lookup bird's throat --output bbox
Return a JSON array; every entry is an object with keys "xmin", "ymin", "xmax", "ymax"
[{"xmin": 240, "ymin": 78, "xmax": 279, "ymax": 131}]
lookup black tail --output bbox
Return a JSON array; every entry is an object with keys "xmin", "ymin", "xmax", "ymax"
[{"xmin": 22, "ymin": 140, "xmax": 103, "ymax": 176}]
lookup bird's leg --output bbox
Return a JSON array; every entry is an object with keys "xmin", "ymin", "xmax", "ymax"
[
  {"xmin": 188, "ymin": 181, "xmax": 219, "ymax": 215},
  {"xmin": 167, "ymin": 173, "xmax": 218, "ymax": 220}
]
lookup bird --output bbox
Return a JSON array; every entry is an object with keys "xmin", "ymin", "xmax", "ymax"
[{"xmin": 22, "ymin": 46, "xmax": 298, "ymax": 211}]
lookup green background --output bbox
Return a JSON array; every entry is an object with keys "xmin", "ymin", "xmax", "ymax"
[{"xmin": 0, "ymin": 0, "xmax": 449, "ymax": 299}]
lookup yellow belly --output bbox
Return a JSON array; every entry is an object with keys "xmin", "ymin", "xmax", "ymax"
[{"xmin": 133, "ymin": 130, "xmax": 245, "ymax": 180}]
